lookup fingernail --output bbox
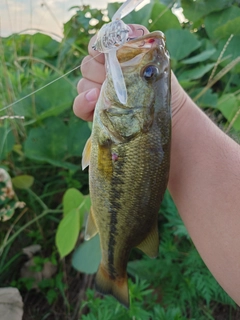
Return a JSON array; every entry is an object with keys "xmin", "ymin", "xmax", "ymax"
[{"xmin": 86, "ymin": 88, "xmax": 98, "ymax": 102}]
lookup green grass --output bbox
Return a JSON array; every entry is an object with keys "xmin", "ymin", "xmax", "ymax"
[{"xmin": 1, "ymin": 1, "xmax": 240, "ymax": 319}]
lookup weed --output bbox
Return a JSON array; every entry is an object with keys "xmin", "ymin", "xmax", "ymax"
[{"xmin": 0, "ymin": 1, "xmax": 240, "ymax": 319}]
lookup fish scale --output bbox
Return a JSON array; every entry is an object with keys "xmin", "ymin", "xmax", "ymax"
[{"xmin": 82, "ymin": 31, "xmax": 171, "ymax": 308}]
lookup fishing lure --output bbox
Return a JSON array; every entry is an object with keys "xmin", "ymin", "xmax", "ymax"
[
  {"xmin": 92, "ymin": 0, "xmax": 145, "ymax": 105},
  {"xmin": 1, "ymin": 0, "xmax": 145, "ymax": 112}
]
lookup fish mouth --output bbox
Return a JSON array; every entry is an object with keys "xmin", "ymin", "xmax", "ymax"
[
  {"xmin": 117, "ymin": 31, "xmax": 167, "ymax": 63},
  {"xmin": 127, "ymin": 30, "xmax": 165, "ymax": 47}
]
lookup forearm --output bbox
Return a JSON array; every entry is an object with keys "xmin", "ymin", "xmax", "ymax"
[{"xmin": 168, "ymin": 89, "xmax": 240, "ymax": 304}]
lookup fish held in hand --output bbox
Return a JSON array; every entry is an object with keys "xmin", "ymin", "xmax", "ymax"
[{"xmin": 82, "ymin": 31, "xmax": 171, "ymax": 308}]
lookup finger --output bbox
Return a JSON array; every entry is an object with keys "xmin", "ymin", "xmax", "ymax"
[
  {"xmin": 73, "ymin": 86, "xmax": 101, "ymax": 121},
  {"xmin": 88, "ymin": 36, "xmax": 105, "ymax": 64},
  {"xmin": 74, "ymin": 24, "xmax": 150, "ymax": 122},
  {"xmin": 81, "ymin": 56, "xmax": 106, "ymax": 85},
  {"xmin": 128, "ymin": 24, "xmax": 149, "ymax": 37},
  {"xmin": 77, "ymin": 78, "xmax": 102, "ymax": 95}
]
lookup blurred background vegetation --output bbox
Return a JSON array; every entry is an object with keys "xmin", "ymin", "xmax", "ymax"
[{"xmin": 1, "ymin": 0, "xmax": 240, "ymax": 319}]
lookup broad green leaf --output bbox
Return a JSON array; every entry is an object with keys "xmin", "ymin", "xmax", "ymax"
[
  {"xmin": 72, "ymin": 234, "xmax": 101, "ymax": 274},
  {"xmin": 215, "ymin": 17, "xmax": 240, "ymax": 39},
  {"xmin": 165, "ymin": 29, "xmax": 200, "ymax": 61},
  {"xmin": 124, "ymin": 2, "xmax": 154, "ymax": 27},
  {"xmin": 217, "ymin": 94, "xmax": 238, "ymax": 115},
  {"xmin": 161, "ymin": 0, "xmax": 176, "ymax": 6},
  {"xmin": 56, "ymin": 208, "xmax": 80, "ymax": 258},
  {"xmin": 205, "ymin": 7, "xmax": 240, "ymax": 40},
  {"xmin": 63, "ymin": 188, "xmax": 85, "ymax": 217},
  {"xmin": 128, "ymin": 259, "xmax": 156, "ymax": 281},
  {"xmin": 108, "ymin": 1, "xmax": 154, "ymax": 27},
  {"xmin": 182, "ymin": 0, "xmax": 231, "ymax": 22},
  {"xmin": 191, "ymin": 88, "xmax": 218, "ymax": 108},
  {"xmin": 15, "ymin": 76, "xmax": 75, "ymax": 120},
  {"xmin": 178, "ymin": 63, "xmax": 215, "ymax": 81},
  {"xmin": 232, "ymin": 74, "xmax": 240, "ymax": 88},
  {"xmin": 24, "ymin": 117, "xmax": 68, "ymax": 163},
  {"xmin": 67, "ymin": 118, "xmax": 91, "ymax": 157},
  {"xmin": 24, "ymin": 117, "xmax": 88, "ymax": 168},
  {"xmin": 178, "ymin": 80, "xmax": 199, "ymax": 90},
  {"xmin": 75, "ymin": 14, "xmax": 91, "ymax": 30},
  {"xmin": 182, "ymin": 49, "xmax": 216, "ymax": 64},
  {"xmin": 36, "ymin": 101, "xmax": 73, "ymax": 122},
  {"xmin": 12, "ymin": 175, "xmax": 34, "ymax": 189},
  {"xmin": 43, "ymin": 159, "xmax": 79, "ymax": 171},
  {"xmin": 149, "ymin": 2, "xmax": 181, "ymax": 32},
  {"xmin": 217, "ymin": 94, "xmax": 240, "ymax": 130},
  {"xmin": 31, "ymin": 33, "xmax": 60, "ymax": 59},
  {"xmin": 35, "ymin": 78, "xmax": 75, "ymax": 120}
]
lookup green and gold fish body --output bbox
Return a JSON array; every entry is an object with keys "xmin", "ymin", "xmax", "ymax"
[{"xmin": 82, "ymin": 31, "xmax": 171, "ymax": 308}]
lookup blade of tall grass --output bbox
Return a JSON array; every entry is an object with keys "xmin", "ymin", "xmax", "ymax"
[
  {"xmin": 208, "ymin": 34, "xmax": 234, "ymax": 84},
  {"xmin": 225, "ymin": 107, "xmax": 240, "ymax": 134},
  {"xmin": 193, "ymin": 56, "xmax": 240, "ymax": 102}
]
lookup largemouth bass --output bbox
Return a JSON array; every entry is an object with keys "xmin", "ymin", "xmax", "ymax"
[{"xmin": 82, "ymin": 31, "xmax": 171, "ymax": 308}]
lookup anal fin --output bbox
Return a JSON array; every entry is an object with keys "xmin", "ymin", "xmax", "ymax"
[
  {"xmin": 95, "ymin": 263, "xmax": 129, "ymax": 309},
  {"xmin": 136, "ymin": 224, "xmax": 159, "ymax": 258},
  {"xmin": 84, "ymin": 207, "xmax": 98, "ymax": 241}
]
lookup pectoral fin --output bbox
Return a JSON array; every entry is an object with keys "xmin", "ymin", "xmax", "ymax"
[
  {"xmin": 82, "ymin": 136, "xmax": 92, "ymax": 170},
  {"xmin": 136, "ymin": 225, "xmax": 159, "ymax": 258},
  {"xmin": 84, "ymin": 207, "xmax": 98, "ymax": 241}
]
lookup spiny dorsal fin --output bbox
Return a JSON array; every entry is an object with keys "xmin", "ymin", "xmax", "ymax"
[
  {"xmin": 82, "ymin": 136, "xmax": 92, "ymax": 170},
  {"xmin": 84, "ymin": 207, "xmax": 98, "ymax": 241},
  {"xmin": 136, "ymin": 224, "xmax": 159, "ymax": 258}
]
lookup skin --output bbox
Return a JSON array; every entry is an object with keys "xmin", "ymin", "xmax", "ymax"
[{"xmin": 73, "ymin": 24, "xmax": 240, "ymax": 305}]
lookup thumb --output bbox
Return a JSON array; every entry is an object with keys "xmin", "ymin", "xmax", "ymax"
[{"xmin": 128, "ymin": 24, "xmax": 149, "ymax": 38}]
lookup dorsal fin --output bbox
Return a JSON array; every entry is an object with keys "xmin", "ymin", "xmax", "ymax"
[
  {"xmin": 82, "ymin": 136, "xmax": 92, "ymax": 170},
  {"xmin": 136, "ymin": 224, "xmax": 159, "ymax": 258}
]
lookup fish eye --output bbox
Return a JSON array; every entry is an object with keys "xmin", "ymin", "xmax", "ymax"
[{"xmin": 141, "ymin": 65, "xmax": 160, "ymax": 81}]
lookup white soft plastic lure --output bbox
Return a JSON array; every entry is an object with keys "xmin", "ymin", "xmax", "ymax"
[
  {"xmin": 0, "ymin": 0, "xmax": 145, "ymax": 113},
  {"xmin": 92, "ymin": 0, "xmax": 145, "ymax": 104}
]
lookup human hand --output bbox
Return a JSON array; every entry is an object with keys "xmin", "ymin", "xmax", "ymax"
[{"xmin": 73, "ymin": 24, "xmax": 187, "ymax": 126}]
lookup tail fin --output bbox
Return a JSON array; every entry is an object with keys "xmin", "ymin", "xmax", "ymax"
[{"xmin": 95, "ymin": 263, "xmax": 129, "ymax": 308}]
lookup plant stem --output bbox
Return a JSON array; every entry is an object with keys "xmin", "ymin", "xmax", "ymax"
[
  {"xmin": 27, "ymin": 188, "xmax": 48, "ymax": 210},
  {"xmin": 0, "ymin": 209, "xmax": 62, "ymax": 254},
  {"xmin": 1, "ymin": 207, "xmax": 28, "ymax": 258}
]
